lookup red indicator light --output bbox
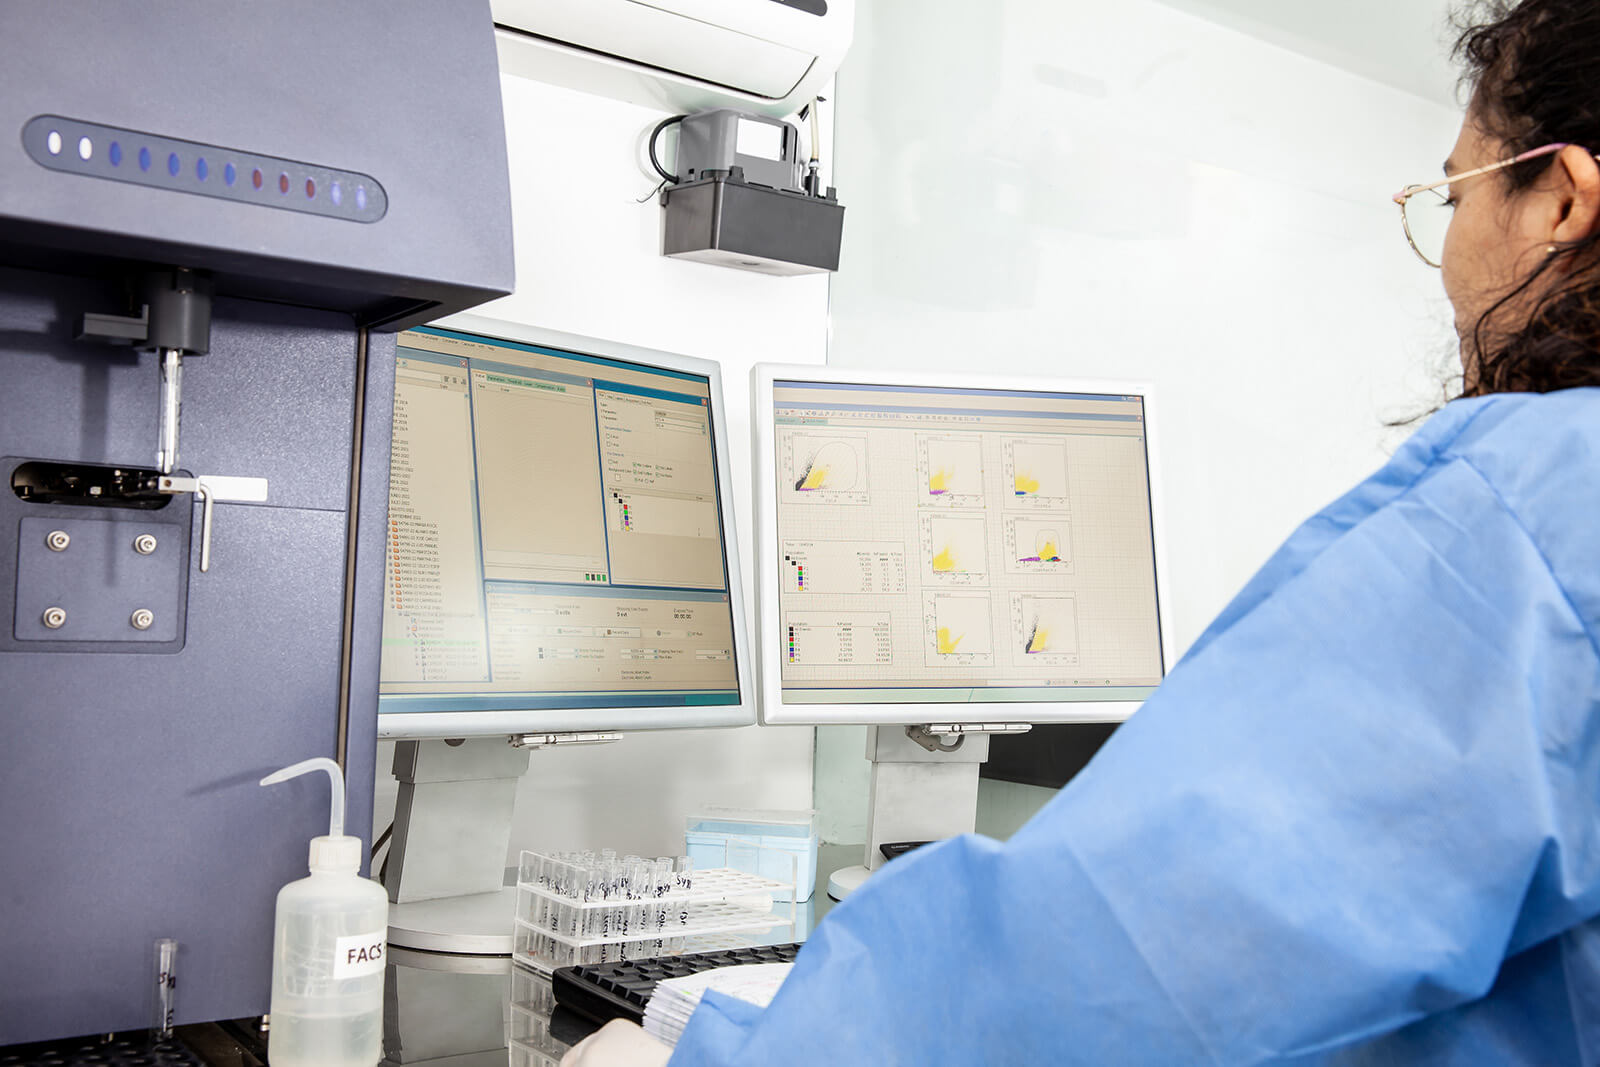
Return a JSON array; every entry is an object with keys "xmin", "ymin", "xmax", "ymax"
[
  {"xmin": 305, "ymin": 178, "xmax": 316, "ymax": 199},
  {"xmin": 277, "ymin": 172, "xmax": 289, "ymax": 195},
  {"xmin": 251, "ymin": 168, "xmax": 263, "ymax": 190}
]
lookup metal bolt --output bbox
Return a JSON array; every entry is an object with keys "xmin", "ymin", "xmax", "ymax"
[
  {"xmin": 42, "ymin": 606, "xmax": 67, "ymax": 629},
  {"xmin": 45, "ymin": 530, "xmax": 70, "ymax": 552},
  {"xmin": 130, "ymin": 609, "xmax": 154, "ymax": 631},
  {"xmin": 133, "ymin": 533, "xmax": 158, "ymax": 555}
]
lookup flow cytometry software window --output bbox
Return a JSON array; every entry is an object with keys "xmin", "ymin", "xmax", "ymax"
[{"xmin": 381, "ymin": 327, "xmax": 738, "ymax": 705}]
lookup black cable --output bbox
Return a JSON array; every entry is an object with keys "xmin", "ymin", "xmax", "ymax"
[
  {"xmin": 649, "ymin": 114, "xmax": 686, "ymax": 184},
  {"xmin": 372, "ymin": 821, "xmax": 392, "ymax": 858}
]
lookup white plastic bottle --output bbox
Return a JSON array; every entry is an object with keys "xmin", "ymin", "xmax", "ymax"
[{"xmin": 261, "ymin": 757, "xmax": 388, "ymax": 1067}]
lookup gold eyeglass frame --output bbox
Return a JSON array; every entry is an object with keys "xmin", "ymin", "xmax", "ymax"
[{"xmin": 1392, "ymin": 142, "xmax": 1570, "ymax": 268}]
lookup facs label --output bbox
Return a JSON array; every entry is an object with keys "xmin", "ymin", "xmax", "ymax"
[{"xmin": 332, "ymin": 931, "xmax": 386, "ymax": 979}]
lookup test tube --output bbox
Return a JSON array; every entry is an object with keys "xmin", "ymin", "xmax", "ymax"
[
  {"xmin": 153, "ymin": 938, "xmax": 177, "ymax": 1039},
  {"xmin": 632, "ymin": 860, "xmax": 653, "ymax": 933},
  {"xmin": 653, "ymin": 858, "xmax": 672, "ymax": 931}
]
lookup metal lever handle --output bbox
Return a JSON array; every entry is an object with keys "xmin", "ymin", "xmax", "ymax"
[
  {"xmin": 158, "ymin": 474, "xmax": 269, "ymax": 574},
  {"xmin": 196, "ymin": 482, "xmax": 213, "ymax": 572}
]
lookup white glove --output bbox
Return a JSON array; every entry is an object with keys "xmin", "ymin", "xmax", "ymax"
[{"xmin": 560, "ymin": 1019, "xmax": 673, "ymax": 1067}]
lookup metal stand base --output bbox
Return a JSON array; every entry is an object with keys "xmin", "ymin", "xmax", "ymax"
[
  {"xmin": 387, "ymin": 887, "xmax": 518, "ymax": 956},
  {"xmin": 835, "ymin": 724, "xmax": 1031, "ymax": 901},
  {"xmin": 382, "ymin": 735, "xmax": 622, "ymax": 957},
  {"xmin": 861, "ymin": 725, "xmax": 992, "ymax": 873}
]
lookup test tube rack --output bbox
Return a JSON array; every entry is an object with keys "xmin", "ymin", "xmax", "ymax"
[
  {"xmin": 509, "ymin": 967, "xmax": 568, "ymax": 1067},
  {"xmin": 512, "ymin": 848, "xmax": 797, "ymax": 973}
]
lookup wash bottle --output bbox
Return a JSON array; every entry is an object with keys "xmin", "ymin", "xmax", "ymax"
[{"xmin": 261, "ymin": 757, "xmax": 388, "ymax": 1067}]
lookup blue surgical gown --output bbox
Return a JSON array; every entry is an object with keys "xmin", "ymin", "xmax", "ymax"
[{"xmin": 672, "ymin": 388, "xmax": 1600, "ymax": 1065}]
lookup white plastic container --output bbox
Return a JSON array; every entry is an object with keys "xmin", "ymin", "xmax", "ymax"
[
  {"xmin": 262, "ymin": 758, "xmax": 389, "ymax": 1067},
  {"xmin": 686, "ymin": 809, "xmax": 818, "ymax": 902}
]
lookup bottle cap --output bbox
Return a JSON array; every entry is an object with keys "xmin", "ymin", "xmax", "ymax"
[{"xmin": 309, "ymin": 834, "xmax": 363, "ymax": 873}]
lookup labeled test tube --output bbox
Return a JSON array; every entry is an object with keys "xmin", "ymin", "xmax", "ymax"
[{"xmin": 153, "ymin": 938, "xmax": 177, "ymax": 1039}]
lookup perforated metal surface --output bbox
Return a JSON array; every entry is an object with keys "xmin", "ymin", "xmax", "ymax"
[{"xmin": 0, "ymin": 1035, "xmax": 204, "ymax": 1067}]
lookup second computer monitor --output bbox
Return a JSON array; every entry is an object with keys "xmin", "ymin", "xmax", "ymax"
[
  {"xmin": 752, "ymin": 365, "xmax": 1171, "ymax": 725},
  {"xmin": 377, "ymin": 316, "xmax": 754, "ymax": 737}
]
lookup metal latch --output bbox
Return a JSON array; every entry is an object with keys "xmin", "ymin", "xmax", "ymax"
[
  {"xmin": 509, "ymin": 732, "xmax": 624, "ymax": 749},
  {"xmin": 905, "ymin": 722, "xmax": 1033, "ymax": 753}
]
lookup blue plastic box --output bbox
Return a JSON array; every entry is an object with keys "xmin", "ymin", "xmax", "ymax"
[{"xmin": 686, "ymin": 809, "xmax": 818, "ymax": 903}]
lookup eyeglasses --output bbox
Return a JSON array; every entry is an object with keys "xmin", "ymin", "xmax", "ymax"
[{"xmin": 1392, "ymin": 142, "xmax": 1570, "ymax": 268}]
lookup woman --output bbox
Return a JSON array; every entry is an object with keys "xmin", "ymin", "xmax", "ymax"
[{"xmin": 568, "ymin": 1, "xmax": 1600, "ymax": 1062}]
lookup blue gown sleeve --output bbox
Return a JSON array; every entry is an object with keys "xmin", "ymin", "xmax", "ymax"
[{"xmin": 669, "ymin": 406, "xmax": 1600, "ymax": 1066}]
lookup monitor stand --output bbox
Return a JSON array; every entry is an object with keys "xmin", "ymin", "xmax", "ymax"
[
  {"xmin": 383, "ymin": 734, "xmax": 620, "ymax": 955},
  {"xmin": 826, "ymin": 723, "xmax": 1030, "ymax": 902}
]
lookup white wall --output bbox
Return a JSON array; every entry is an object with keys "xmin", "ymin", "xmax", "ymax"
[
  {"xmin": 371, "ymin": 4, "xmax": 1467, "ymax": 855},
  {"xmin": 815, "ymin": 0, "xmax": 1464, "ymax": 842},
  {"xmin": 372, "ymin": 72, "xmax": 825, "ymax": 862}
]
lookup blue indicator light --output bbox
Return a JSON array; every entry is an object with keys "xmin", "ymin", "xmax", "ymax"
[
  {"xmin": 138, "ymin": 147, "xmax": 151, "ymax": 172},
  {"xmin": 329, "ymin": 181, "xmax": 342, "ymax": 206},
  {"xmin": 167, "ymin": 152, "xmax": 180, "ymax": 177},
  {"xmin": 224, "ymin": 162, "xmax": 237, "ymax": 186},
  {"xmin": 196, "ymin": 157, "xmax": 209, "ymax": 182},
  {"xmin": 108, "ymin": 141, "xmax": 122, "ymax": 167},
  {"xmin": 355, "ymin": 184, "xmax": 367, "ymax": 212}
]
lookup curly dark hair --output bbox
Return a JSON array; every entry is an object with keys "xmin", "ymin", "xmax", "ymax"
[{"xmin": 1453, "ymin": 0, "xmax": 1600, "ymax": 395}]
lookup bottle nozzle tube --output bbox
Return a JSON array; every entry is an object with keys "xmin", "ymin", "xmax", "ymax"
[{"xmin": 261, "ymin": 756, "xmax": 346, "ymax": 838}]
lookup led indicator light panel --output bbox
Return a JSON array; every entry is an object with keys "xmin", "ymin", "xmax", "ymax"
[{"xmin": 22, "ymin": 115, "xmax": 387, "ymax": 223}]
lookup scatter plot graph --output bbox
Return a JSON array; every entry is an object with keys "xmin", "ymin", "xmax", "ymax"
[
  {"xmin": 781, "ymin": 433, "xmax": 869, "ymax": 505},
  {"xmin": 937, "ymin": 628, "xmax": 962, "ymax": 653},
  {"xmin": 1004, "ymin": 516, "xmax": 1073, "ymax": 574},
  {"xmin": 917, "ymin": 435, "xmax": 985, "ymax": 508},
  {"xmin": 921, "ymin": 514, "xmax": 989, "ymax": 585},
  {"xmin": 1010, "ymin": 594, "xmax": 1080, "ymax": 667},
  {"xmin": 1005, "ymin": 438, "xmax": 1070, "ymax": 508},
  {"xmin": 1022, "ymin": 528, "xmax": 1062, "ymax": 562},
  {"xmin": 923, "ymin": 593, "xmax": 995, "ymax": 667},
  {"xmin": 794, "ymin": 440, "xmax": 861, "ymax": 491}
]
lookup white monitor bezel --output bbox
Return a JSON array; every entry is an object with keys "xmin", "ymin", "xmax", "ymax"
[
  {"xmin": 751, "ymin": 362, "xmax": 1174, "ymax": 727},
  {"xmin": 376, "ymin": 313, "xmax": 757, "ymax": 739}
]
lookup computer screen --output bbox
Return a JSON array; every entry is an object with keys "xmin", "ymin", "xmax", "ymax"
[
  {"xmin": 752, "ymin": 365, "xmax": 1170, "ymax": 725},
  {"xmin": 376, "ymin": 316, "xmax": 753, "ymax": 737}
]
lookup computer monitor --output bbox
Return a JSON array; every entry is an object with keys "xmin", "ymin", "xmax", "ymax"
[
  {"xmin": 374, "ymin": 314, "xmax": 754, "ymax": 951},
  {"xmin": 752, "ymin": 364, "xmax": 1171, "ymax": 726},
  {"xmin": 378, "ymin": 314, "xmax": 753, "ymax": 737},
  {"xmin": 751, "ymin": 364, "xmax": 1172, "ymax": 896}
]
